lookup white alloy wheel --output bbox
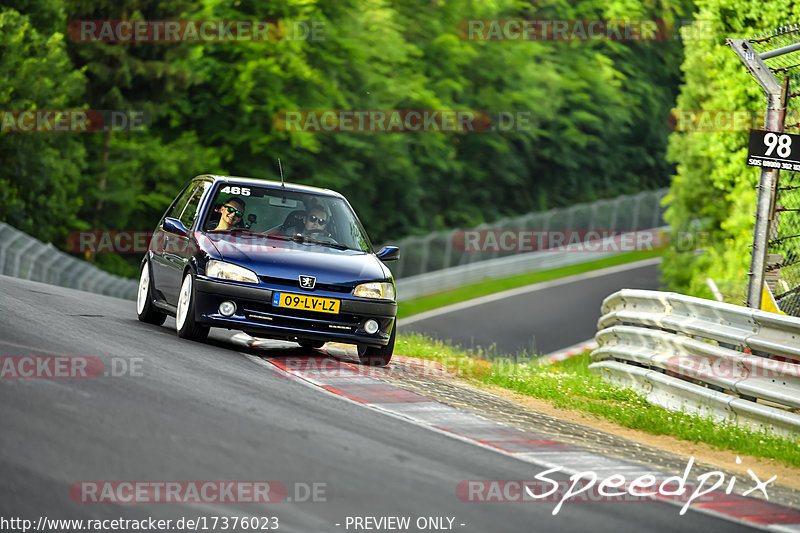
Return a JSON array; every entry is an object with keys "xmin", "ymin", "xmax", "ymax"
[
  {"xmin": 136, "ymin": 265, "xmax": 150, "ymax": 315},
  {"xmin": 176, "ymin": 273, "xmax": 192, "ymax": 331}
]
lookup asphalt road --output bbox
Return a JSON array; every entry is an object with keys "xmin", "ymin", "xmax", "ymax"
[
  {"xmin": 0, "ymin": 274, "xmax": 757, "ymax": 532},
  {"xmin": 398, "ymin": 259, "xmax": 662, "ymax": 356}
]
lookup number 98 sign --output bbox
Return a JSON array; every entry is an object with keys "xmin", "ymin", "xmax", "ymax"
[{"xmin": 747, "ymin": 129, "xmax": 800, "ymax": 171}]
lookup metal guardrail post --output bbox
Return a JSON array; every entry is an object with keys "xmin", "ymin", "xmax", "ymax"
[
  {"xmin": 0, "ymin": 232, "xmax": 25, "ymax": 274},
  {"xmin": 610, "ymin": 197, "xmax": 619, "ymax": 231},
  {"xmin": 40, "ymin": 245, "xmax": 62, "ymax": 284},
  {"xmin": 631, "ymin": 194, "xmax": 641, "ymax": 230},
  {"xmin": 10, "ymin": 239, "xmax": 40, "ymax": 279},
  {"xmin": 651, "ymin": 191, "xmax": 663, "ymax": 228},
  {"xmin": 728, "ymin": 38, "xmax": 786, "ymax": 309},
  {"xmin": 442, "ymin": 230, "xmax": 454, "ymax": 270},
  {"xmin": 25, "ymin": 245, "xmax": 51, "ymax": 280}
]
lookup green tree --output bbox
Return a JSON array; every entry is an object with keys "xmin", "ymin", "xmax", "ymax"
[
  {"xmin": 62, "ymin": 0, "xmax": 221, "ymax": 275},
  {"xmin": 662, "ymin": 0, "xmax": 800, "ymax": 302},
  {"xmin": 0, "ymin": 5, "xmax": 88, "ymax": 244}
]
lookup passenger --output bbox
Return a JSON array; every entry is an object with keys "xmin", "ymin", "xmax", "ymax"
[{"xmin": 302, "ymin": 205, "xmax": 330, "ymax": 237}]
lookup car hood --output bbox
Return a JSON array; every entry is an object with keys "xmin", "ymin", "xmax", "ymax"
[{"xmin": 201, "ymin": 232, "xmax": 391, "ymax": 284}]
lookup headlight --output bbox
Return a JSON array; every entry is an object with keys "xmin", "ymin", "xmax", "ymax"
[
  {"xmin": 206, "ymin": 260, "xmax": 259, "ymax": 284},
  {"xmin": 353, "ymin": 282, "xmax": 395, "ymax": 300}
]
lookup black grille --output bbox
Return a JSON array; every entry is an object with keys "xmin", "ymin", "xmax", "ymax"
[{"xmin": 259, "ymin": 275, "xmax": 354, "ymax": 294}]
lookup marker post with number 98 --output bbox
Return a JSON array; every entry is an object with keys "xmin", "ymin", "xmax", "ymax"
[{"xmin": 747, "ymin": 129, "xmax": 800, "ymax": 170}]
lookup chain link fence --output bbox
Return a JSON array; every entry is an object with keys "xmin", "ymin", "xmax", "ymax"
[
  {"xmin": 748, "ymin": 26, "xmax": 800, "ymax": 316},
  {"xmin": 385, "ymin": 188, "xmax": 667, "ymax": 279},
  {"xmin": 0, "ymin": 222, "xmax": 137, "ymax": 299}
]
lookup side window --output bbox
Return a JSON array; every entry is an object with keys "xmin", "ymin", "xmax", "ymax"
[
  {"xmin": 178, "ymin": 182, "xmax": 209, "ymax": 229},
  {"xmin": 166, "ymin": 184, "xmax": 196, "ymax": 220}
]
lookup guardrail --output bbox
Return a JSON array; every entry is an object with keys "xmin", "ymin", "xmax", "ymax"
[
  {"xmin": 395, "ymin": 229, "xmax": 666, "ymax": 301},
  {"xmin": 590, "ymin": 289, "xmax": 800, "ymax": 438},
  {"xmin": 0, "ymin": 222, "xmax": 137, "ymax": 299},
  {"xmin": 385, "ymin": 188, "xmax": 668, "ymax": 279}
]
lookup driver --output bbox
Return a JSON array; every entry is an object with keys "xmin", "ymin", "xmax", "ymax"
[
  {"xmin": 213, "ymin": 197, "xmax": 245, "ymax": 230},
  {"xmin": 302, "ymin": 204, "xmax": 330, "ymax": 238}
]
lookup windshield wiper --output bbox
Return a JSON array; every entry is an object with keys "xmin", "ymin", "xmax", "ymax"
[
  {"xmin": 303, "ymin": 238, "xmax": 352, "ymax": 251},
  {"xmin": 260, "ymin": 232, "xmax": 294, "ymax": 242},
  {"xmin": 257, "ymin": 231, "xmax": 355, "ymax": 251}
]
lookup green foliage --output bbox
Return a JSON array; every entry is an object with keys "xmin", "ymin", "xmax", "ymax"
[
  {"xmin": 3, "ymin": 0, "xmax": 694, "ymax": 278},
  {"xmin": 662, "ymin": 0, "xmax": 800, "ymax": 301},
  {"xmin": 0, "ymin": 5, "xmax": 88, "ymax": 243}
]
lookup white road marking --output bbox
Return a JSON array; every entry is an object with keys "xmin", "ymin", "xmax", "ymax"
[{"xmin": 397, "ymin": 257, "xmax": 662, "ymax": 326}]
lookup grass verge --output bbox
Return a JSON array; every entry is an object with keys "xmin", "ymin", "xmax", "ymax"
[
  {"xmin": 397, "ymin": 250, "xmax": 662, "ymax": 318},
  {"xmin": 395, "ymin": 332, "xmax": 800, "ymax": 467}
]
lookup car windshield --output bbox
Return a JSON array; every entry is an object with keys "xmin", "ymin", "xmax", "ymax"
[{"xmin": 201, "ymin": 184, "xmax": 373, "ymax": 253}]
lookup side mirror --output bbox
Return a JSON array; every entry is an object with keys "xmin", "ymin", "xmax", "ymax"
[
  {"xmin": 376, "ymin": 246, "xmax": 400, "ymax": 262},
  {"xmin": 163, "ymin": 217, "xmax": 188, "ymax": 237}
]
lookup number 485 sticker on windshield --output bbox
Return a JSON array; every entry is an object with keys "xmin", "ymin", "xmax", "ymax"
[
  {"xmin": 747, "ymin": 129, "xmax": 800, "ymax": 170},
  {"xmin": 220, "ymin": 185, "xmax": 251, "ymax": 196}
]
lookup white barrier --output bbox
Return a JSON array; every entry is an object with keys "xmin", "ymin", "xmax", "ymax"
[
  {"xmin": 0, "ymin": 222, "xmax": 137, "ymax": 299},
  {"xmin": 592, "ymin": 289, "xmax": 800, "ymax": 438}
]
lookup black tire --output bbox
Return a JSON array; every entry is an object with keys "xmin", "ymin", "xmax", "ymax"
[
  {"xmin": 357, "ymin": 322, "xmax": 395, "ymax": 367},
  {"xmin": 136, "ymin": 260, "xmax": 167, "ymax": 326},
  {"xmin": 299, "ymin": 341, "xmax": 325, "ymax": 349},
  {"xmin": 175, "ymin": 271, "xmax": 210, "ymax": 341}
]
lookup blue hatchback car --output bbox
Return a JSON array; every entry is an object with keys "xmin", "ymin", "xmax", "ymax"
[{"xmin": 136, "ymin": 175, "xmax": 399, "ymax": 366}]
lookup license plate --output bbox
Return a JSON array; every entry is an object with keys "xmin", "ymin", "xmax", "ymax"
[{"xmin": 272, "ymin": 292, "xmax": 340, "ymax": 314}]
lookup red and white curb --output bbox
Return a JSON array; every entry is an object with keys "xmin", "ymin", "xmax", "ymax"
[
  {"xmin": 235, "ymin": 336, "xmax": 800, "ymax": 530},
  {"xmin": 540, "ymin": 338, "xmax": 599, "ymax": 364}
]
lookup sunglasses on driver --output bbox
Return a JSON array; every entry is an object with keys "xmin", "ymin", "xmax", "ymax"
[
  {"xmin": 308, "ymin": 214, "xmax": 327, "ymax": 226},
  {"xmin": 222, "ymin": 205, "xmax": 243, "ymax": 217}
]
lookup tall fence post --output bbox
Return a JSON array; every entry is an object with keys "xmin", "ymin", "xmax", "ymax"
[{"xmin": 729, "ymin": 36, "xmax": 791, "ymax": 309}]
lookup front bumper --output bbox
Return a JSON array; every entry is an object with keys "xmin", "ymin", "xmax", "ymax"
[{"xmin": 194, "ymin": 277, "xmax": 397, "ymax": 346}]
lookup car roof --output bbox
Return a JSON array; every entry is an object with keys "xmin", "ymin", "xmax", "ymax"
[{"xmin": 195, "ymin": 174, "xmax": 345, "ymax": 199}]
